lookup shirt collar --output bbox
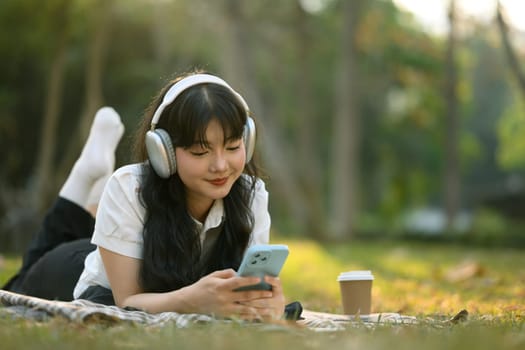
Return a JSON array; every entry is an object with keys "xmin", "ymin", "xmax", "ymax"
[{"xmin": 192, "ymin": 199, "xmax": 225, "ymax": 240}]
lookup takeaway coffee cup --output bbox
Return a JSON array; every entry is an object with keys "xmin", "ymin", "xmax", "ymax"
[{"xmin": 337, "ymin": 270, "xmax": 374, "ymax": 316}]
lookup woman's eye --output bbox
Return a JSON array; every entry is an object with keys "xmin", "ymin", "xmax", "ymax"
[
  {"xmin": 226, "ymin": 140, "xmax": 242, "ymax": 151},
  {"xmin": 190, "ymin": 151, "xmax": 208, "ymax": 156},
  {"xmin": 189, "ymin": 147, "xmax": 208, "ymax": 156}
]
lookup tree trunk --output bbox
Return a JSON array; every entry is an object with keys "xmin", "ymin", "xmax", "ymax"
[
  {"xmin": 444, "ymin": 0, "xmax": 460, "ymax": 230},
  {"xmin": 293, "ymin": 1, "xmax": 325, "ymax": 239},
  {"xmin": 57, "ymin": 0, "xmax": 113, "ymax": 187},
  {"xmin": 152, "ymin": 2, "xmax": 171, "ymax": 72},
  {"xmin": 329, "ymin": 0, "xmax": 363, "ymax": 240},
  {"xmin": 33, "ymin": 1, "xmax": 71, "ymax": 213},
  {"xmin": 496, "ymin": 1, "xmax": 525, "ymax": 101}
]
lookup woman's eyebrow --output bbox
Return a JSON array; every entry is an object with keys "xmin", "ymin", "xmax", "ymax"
[
  {"xmin": 225, "ymin": 135, "xmax": 242, "ymax": 142},
  {"xmin": 190, "ymin": 140, "xmax": 210, "ymax": 147},
  {"xmin": 188, "ymin": 134, "xmax": 241, "ymax": 147}
]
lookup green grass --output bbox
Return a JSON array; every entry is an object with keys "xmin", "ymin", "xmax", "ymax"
[
  {"xmin": 0, "ymin": 255, "xmax": 19, "ymax": 287},
  {"xmin": 1, "ymin": 239, "xmax": 524, "ymax": 350},
  {"xmin": 279, "ymin": 238, "xmax": 525, "ymax": 316}
]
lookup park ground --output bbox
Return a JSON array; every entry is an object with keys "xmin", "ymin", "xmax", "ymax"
[{"xmin": 0, "ymin": 238, "xmax": 524, "ymax": 350}]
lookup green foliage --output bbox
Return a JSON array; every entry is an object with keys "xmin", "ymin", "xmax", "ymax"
[
  {"xmin": 462, "ymin": 208, "xmax": 525, "ymax": 247},
  {"xmin": 469, "ymin": 208, "xmax": 507, "ymax": 237},
  {"xmin": 497, "ymin": 92, "xmax": 525, "ymax": 170},
  {"xmin": 460, "ymin": 33, "xmax": 515, "ymax": 199},
  {"xmin": 0, "ymin": 256, "xmax": 19, "ymax": 287}
]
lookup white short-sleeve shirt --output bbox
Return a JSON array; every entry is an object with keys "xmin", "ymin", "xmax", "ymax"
[{"xmin": 73, "ymin": 163, "xmax": 271, "ymax": 298}]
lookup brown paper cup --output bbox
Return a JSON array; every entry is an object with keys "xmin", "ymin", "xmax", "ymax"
[{"xmin": 337, "ymin": 271, "xmax": 374, "ymax": 315}]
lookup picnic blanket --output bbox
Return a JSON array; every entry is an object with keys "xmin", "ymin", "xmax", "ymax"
[{"xmin": 0, "ymin": 289, "xmax": 454, "ymax": 331}]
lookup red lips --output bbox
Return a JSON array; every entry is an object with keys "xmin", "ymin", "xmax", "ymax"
[{"xmin": 208, "ymin": 177, "xmax": 228, "ymax": 186}]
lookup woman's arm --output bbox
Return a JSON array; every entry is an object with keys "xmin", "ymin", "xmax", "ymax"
[{"xmin": 99, "ymin": 247, "xmax": 275, "ymax": 319}]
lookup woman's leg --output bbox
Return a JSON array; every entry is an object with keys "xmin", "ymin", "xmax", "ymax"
[
  {"xmin": 59, "ymin": 106, "xmax": 124, "ymax": 211},
  {"xmin": 13, "ymin": 238, "xmax": 96, "ymax": 301},
  {"xmin": 3, "ymin": 198, "xmax": 96, "ymax": 292},
  {"xmin": 2, "ymin": 107, "xmax": 124, "ymax": 296}
]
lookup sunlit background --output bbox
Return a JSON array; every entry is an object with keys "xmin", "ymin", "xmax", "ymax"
[
  {"xmin": 301, "ymin": 0, "xmax": 525, "ymax": 33},
  {"xmin": 393, "ymin": 0, "xmax": 525, "ymax": 33},
  {"xmin": 1, "ymin": 0, "xmax": 525, "ymax": 250}
]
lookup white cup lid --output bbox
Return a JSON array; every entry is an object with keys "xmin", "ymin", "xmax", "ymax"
[{"xmin": 337, "ymin": 270, "xmax": 374, "ymax": 281}]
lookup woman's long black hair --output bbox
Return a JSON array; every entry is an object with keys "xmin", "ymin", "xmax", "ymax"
[{"xmin": 132, "ymin": 72, "xmax": 262, "ymax": 293}]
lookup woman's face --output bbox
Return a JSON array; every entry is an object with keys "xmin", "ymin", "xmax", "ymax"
[{"xmin": 175, "ymin": 118, "xmax": 246, "ymax": 220}]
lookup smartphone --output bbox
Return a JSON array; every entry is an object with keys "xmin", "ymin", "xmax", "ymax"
[{"xmin": 235, "ymin": 244, "xmax": 289, "ymax": 291}]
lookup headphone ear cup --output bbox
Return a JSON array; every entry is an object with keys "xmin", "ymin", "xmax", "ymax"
[
  {"xmin": 243, "ymin": 116, "xmax": 256, "ymax": 164},
  {"xmin": 145, "ymin": 128, "xmax": 177, "ymax": 178}
]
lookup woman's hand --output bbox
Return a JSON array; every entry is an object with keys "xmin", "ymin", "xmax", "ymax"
[
  {"xmin": 236, "ymin": 275, "xmax": 286, "ymax": 322},
  {"xmin": 180, "ymin": 269, "xmax": 280, "ymax": 321}
]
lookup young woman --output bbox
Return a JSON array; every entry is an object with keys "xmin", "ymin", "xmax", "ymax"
[
  {"xmin": 4, "ymin": 72, "xmax": 286, "ymax": 321},
  {"xmin": 75, "ymin": 72, "xmax": 285, "ymax": 321}
]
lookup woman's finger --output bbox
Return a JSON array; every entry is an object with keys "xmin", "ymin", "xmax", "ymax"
[
  {"xmin": 224, "ymin": 275, "xmax": 267, "ymax": 292},
  {"xmin": 237, "ymin": 299, "xmax": 271, "ymax": 309},
  {"xmin": 263, "ymin": 276, "xmax": 283, "ymax": 292},
  {"xmin": 231, "ymin": 288, "xmax": 273, "ymax": 302},
  {"xmin": 208, "ymin": 268, "xmax": 237, "ymax": 279}
]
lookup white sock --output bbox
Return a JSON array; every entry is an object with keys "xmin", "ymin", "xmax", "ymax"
[
  {"xmin": 86, "ymin": 174, "xmax": 110, "ymax": 208},
  {"xmin": 59, "ymin": 107, "xmax": 124, "ymax": 208}
]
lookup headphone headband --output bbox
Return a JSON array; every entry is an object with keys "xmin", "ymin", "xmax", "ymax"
[
  {"xmin": 151, "ymin": 73, "xmax": 250, "ymax": 128},
  {"xmin": 146, "ymin": 73, "xmax": 256, "ymax": 178}
]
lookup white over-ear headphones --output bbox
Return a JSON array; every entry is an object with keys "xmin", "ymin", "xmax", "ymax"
[{"xmin": 145, "ymin": 74, "xmax": 256, "ymax": 178}]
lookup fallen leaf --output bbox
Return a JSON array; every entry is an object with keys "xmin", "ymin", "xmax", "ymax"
[
  {"xmin": 444, "ymin": 260, "xmax": 485, "ymax": 283},
  {"xmin": 503, "ymin": 305, "xmax": 524, "ymax": 312},
  {"xmin": 449, "ymin": 309, "xmax": 469, "ymax": 324}
]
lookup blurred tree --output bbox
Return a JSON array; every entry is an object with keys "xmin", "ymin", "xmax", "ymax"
[
  {"xmin": 292, "ymin": 1, "xmax": 326, "ymax": 238},
  {"xmin": 1, "ymin": 0, "xmax": 524, "ymax": 251},
  {"xmin": 218, "ymin": 0, "xmax": 311, "ymax": 235},
  {"xmin": 443, "ymin": 0, "xmax": 460, "ymax": 230},
  {"xmin": 328, "ymin": 0, "xmax": 365, "ymax": 240},
  {"xmin": 0, "ymin": 0, "xmax": 65, "ymax": 187},
  {"xmin": 461, "ymin": 31, "xmax": 513, "ymax": 205},
  {"xmin": 0, "ymin": 0, "xmax": 76, "ymax": 250},
  {"xmin": 496, "ymin": 1, "xmax": 525, "ymax": 100},
  {"xmin": 348, "ymin": 0, "xmax": 444, "ymax": 228},
  {"xmin": 56, "ymin": 0, "xmax": 114, "ymax": 199},
  {"xmin": 497, "ymin": 94, "xmax": 525, "ymax": 170},
  {"xmin": 494, "ymin": 0, "xmax": 525, "ymax": 177},
  {"xmin": 33, "ymin": 0, "xmax": 72, "ymax": 212}
]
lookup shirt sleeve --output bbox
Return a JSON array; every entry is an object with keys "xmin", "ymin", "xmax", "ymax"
[
  {"xmin": 249, "ymin": 178, "xmax": 271, "ymax": 245},
  {"xmin": 91, "ymin": 165, "xmax": 146, "ymax": 259}
]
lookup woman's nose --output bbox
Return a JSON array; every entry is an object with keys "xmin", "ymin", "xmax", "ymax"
[{"xmin": 209, "ymin": 152, "xmax": 227, "ymax": 172}]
